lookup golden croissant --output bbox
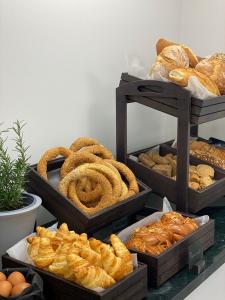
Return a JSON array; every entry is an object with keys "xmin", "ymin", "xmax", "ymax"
[
  {"xmin": 36, "ymin": 226, "xmax": 56, "ymax": 240},
  {"xmin": 73, "ymin": 266, "xmax": 115, "ymax": 289},
  {"xmin": 48, "ymin": 242, "xmax": 71, "ymax": 276},
  {"xmin": 110, "ymin": 234, "xmax": 133, "ymax": 276},
  {"xmin": 52, "ymin": 223, "xmax": 77, "ymax": 250},
  {"xmin": 89, "ymin": 238, "xmax": 114, "ymax": 254},
  {"xmin": 100, "ymin": 244, "xmax": 122, "ymax": 281},
  {"xmin": 79, "ymin": 245, "xmax": 102, "ymax": 267},
  {"xmin": 34, "ymin": 238, "xmax": 56, "ymax": 269},
  {"xmin": 27, "ymin": 237, "xmax": 40, "ymax": 261},
  {"xmin": 66, "ymin": 253, "xmax": 90, "ymax": 280}
]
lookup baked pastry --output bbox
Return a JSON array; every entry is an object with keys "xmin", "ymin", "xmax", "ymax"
[
  {"xmin": 156, "ymin": 38, "xmax": 199, "ymax": 67},
  {"xmin": 147, "ymin": 151, "xmax": 170, "ymax": 165},
  {"xmin": 152, "ymin": 164, "xmax": 172, "ymax": 177},
  {"xmin": 150, "ymin": 45, "xmax": 189, "ymax": 80},
  {"xmin": 190, "ymin": 140, "xmax": 211, "ymax": 152},
  {"xmin": 199, "ymin": 176, "xmax": 214, "ymax": 188},
  {"xmin": 79, "ymin": 245, "xmax": 102, "ymax": 268},
  {"xmin": 126, "ymin": 212, "xmax": 199, "ymax": 256},
  {"xmin": 169, "ymin": 68, "xmax": 220, "ymax": 96},
  {"xmin": 190, "ymin": 140, "xmax": 225, "ymax": 169},
  {"xmin": 73, "ymin": 266, "xmax": 115, "ymax": 289},
  {"xmin": 196, "ymin": 164, "xmax": 214, "ymax": 178},
  {"xmin": 138, "ymin": 153, "xmax": 155, "ymax": 168},
  {"xmin": 190, "ymin": 149, "xmax": 225, "ymax": 170},
  {"xmin": 34, "ymin": 238, "xmax": 56, "ymax": 269},
  {"xmin": 195, "ymin": 53, "xmax": 225, "ymax": 94}
]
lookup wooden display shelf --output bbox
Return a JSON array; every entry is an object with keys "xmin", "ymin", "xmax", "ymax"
[{"xmin": 116, "ymin": 73, "xmax": 225, "ymax": 212}]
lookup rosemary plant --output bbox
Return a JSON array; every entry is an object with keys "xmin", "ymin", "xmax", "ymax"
[{"xmin": 0, "ymin": 121, "xmax": 30, "ymax": 211}]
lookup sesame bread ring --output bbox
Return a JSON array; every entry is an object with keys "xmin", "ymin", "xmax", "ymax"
[
  {"xmin": 105, "ymin": 160, "xmax": 139, "ymax": 197},
  {"xmin": 80, "ymin": 145, "xmax": 114, "ymax": 159},
  {"xmin": 59, "ymin": 168, "xmax": 116, "ymax": 215},
  {"xmin": 68, "ymin": 163, "xmax": 122, "ymax": 204},
  {"xmin": 37, "ymin": 147, "xmax": 73, "ymax": 180},
  {"xmin": 60, "ymin": 152, "xmax": 102, "ymax": 178},
  {"xmin": 70, "ymin": 137, "xmax": 99, "ymax": 152}
]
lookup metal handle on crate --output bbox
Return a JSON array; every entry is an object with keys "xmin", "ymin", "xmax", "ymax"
[{"xmin": 117, "ymin": 79, "xmax": 191, "ymax": 99}]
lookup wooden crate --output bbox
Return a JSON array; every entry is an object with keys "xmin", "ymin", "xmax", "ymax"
[
  {"xmin": 128, "ymin": 144, "xmax": 225, "ymax": 212},
  {"xmin": 123, "ymin": 215, "xmax": 214, "ymax": 287},
  {"xmin": 2, "ymin": 255, "xmax": 148, "ymax": 300},
  {"xmin": 26, "ymin": 158, "xmax": 151, "ymax": 233}
]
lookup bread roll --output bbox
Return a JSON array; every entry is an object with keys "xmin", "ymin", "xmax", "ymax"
[
  {"xmin": 156, "ymin": 38, "xmax": 198, "ymax": 67},
  {"xmin": 169, "ymin": 68, "xmax": 220, "ymax": 96},
  {"xmin": 195, "ymin": 53, "xmax": 225, "ymax": 95},
  {"xmin": 150, "ymin": 45, "xmax": 189, "ymax": 80}
]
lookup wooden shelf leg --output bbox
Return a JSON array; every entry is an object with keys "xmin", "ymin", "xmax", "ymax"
[
  {"xmin": 116, "ymin": 92, "xmax": 127, "ymax": 163},
  {"xmin": 190, "ymin": 125, "xmax": 199, "ymax": 137},
  {"xmin": 176, "ymin": 98, "xmax": 191, "ymax": 212}
]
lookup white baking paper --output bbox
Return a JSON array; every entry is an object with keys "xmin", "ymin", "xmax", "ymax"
[{"xmin": 117, "ymin": 197, "xmax": 209, "ymax": 243}]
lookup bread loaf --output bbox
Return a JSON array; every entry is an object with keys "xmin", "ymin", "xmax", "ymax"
[
  {"xmin": 156, "ymin": 38, "xmax": 198, "ymax": 67},
  {"xmin": 150, "ymin": 45, "xmax": 189, "ymax": 80},
  {"xmin": 169, "ymin": 68, "xmax": 220, "ymax": 96},
  {"xmin": 195, "ymin": 53, "xmax": 225, "ymax": 95}
]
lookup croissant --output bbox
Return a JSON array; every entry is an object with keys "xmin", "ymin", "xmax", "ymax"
[
  {"xmin": 76, "ymin": 233, "xmax": 90, "ymax": 247},
  {"xmin": 66, "ymin": 253, "xmax": 90, "ymax": 280},
  {"xmin": 89, "ymin": 238, "xmax": 114, "ymax": 254},
  {"xmin": 52, "ymin": 223, "xmax": 77, "ymax": 250},
  {"xmin": 27, "ymin": 237, "xmax": 40, "ymax": 261},
  {"xmin": 110, "ymin": 235, "xmax": 133, "ymax": 279},
  {"xmin": 36, "ymin": 226, "xmax": 56, "ymax": 240},
  {"xmin": 34, "ymin": 238, "xmax": 56, "ymax": 269},
  {"xmin": 48, "ymin": 242, "xmax": 71, "ymax": 276},
  {"xmin": 110, "ymin": 234, "xmax": 132, "ymax": 262},
  {"xmin": 100, "ymin": 244, "xmax": 122, "ymax": 280},
  {"xmin": 79, "ymin": 245, "xmax": 102, "ymax": 267},
  {"xmin": 73, "ymin": 266, "xmax": 115, "ymax": 289}
]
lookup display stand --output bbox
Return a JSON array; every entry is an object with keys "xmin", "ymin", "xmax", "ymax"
[{"xmin": 116, "ymin": 73, "xmax": 225, "ymax": 213}]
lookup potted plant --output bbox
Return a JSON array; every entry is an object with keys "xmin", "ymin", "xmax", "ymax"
[{"xmin": 0, "ymin": 121, "xmax": 41, "ymax": 257}]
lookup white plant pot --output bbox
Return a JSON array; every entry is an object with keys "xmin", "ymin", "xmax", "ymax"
[{"xmin": 0, "ymin": 193, "xmax": 42, "ymax": 257}]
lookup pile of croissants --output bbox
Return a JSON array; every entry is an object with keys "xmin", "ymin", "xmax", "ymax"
[
  {"xmin": 37, "ymin": 137, "xmax": 139, "ymax": 215},
  {"xmin": 27, "ymin": 223, "xmax": 133, "ymax": 289},
  {"xmin": 126, "ymin": 211, "xmax": 199, "ymax": 256},
  {"xmin": 150, "ymin": 38, "xmax": 225, "ymax": 97}
]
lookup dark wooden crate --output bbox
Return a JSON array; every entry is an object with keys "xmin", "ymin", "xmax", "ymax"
[
  {"xmin": 124, "ymin": 215, "xmax": 214, "ymax": 287},
  {"xmin": 2, "ymin": 255, "xmax": 147, "ymax": 300},
  {"xmin": 120, "ymin": 73, "xmax": 225, "ymax": 124},
  {"xmin": 128, "ymin": 144, "xmax": 225, "ymax": 212},
  {"xmin": 26, "ymin": 158, "xmax": 151, "ymax": 233}
]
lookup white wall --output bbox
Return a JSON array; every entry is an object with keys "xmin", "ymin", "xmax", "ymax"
[
  {"xmin": 0, "ymin": 0, "xmax": 181, "ymax": 162},
  {"xmin": 180, "ymin": 0, "xmax": 225, "ymax": 141}
]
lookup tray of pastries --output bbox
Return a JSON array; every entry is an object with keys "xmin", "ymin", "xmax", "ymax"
[
  {"xmin": 26, "ymin": 137, "xmax": 151, "ymax": 233},
  {"xmin": 127, "ymin": 143, "xmax": 225, "ymax": 212},
  {"xmin": 2, "ymin": 223, "xmax": 147, "ymax": 300},
  {"xmin": 117, "ymin": 210, "xmax": 214, "ymax": 287}
]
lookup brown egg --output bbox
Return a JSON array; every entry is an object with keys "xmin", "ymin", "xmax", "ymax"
[
  {"xmin": 7, "ymin": 271, "xmax": 26, "ymax": 286},
  {"xmin": 11, "ymin": 282, "xmax": 31, "ymax": 297},
  {"xmin": 0, "ymin": 280, "xmax": 12, "ymax": 297},
  {"xmin": 0, "ymin": 272, "xmax": 6, "ymax": 281}
]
